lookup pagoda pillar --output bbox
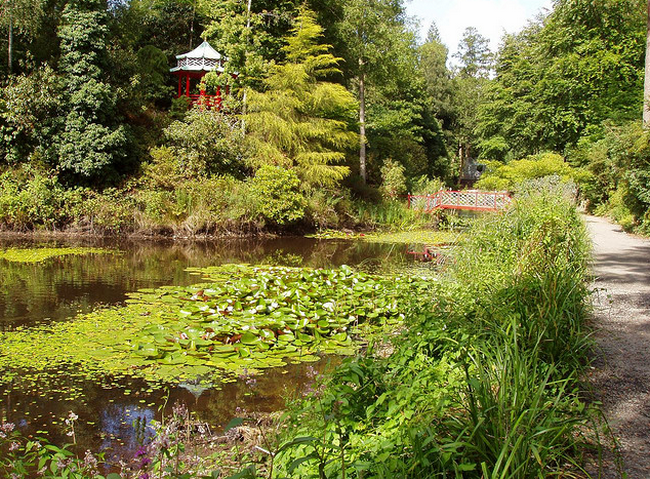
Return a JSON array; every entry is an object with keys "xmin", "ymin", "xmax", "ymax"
[{"xmin": 185, "ymin": 74, "xmax": 190, "ymax": 97}]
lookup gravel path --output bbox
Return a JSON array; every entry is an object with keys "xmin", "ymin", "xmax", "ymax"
[{"xmin": 587, "ymin": 215, "xmax": 650, "ymax": 478}]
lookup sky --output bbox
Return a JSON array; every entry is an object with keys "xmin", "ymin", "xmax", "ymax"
[{"xmin": 405, "ymin": 0, "xmax": 553, "ymax": 56}]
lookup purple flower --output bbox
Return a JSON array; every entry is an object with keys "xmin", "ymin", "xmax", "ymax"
[
  {"xmin": 140, "ymin": 473, "xmax": 150, "ymax": 479},
  {"xmin": 135, "ymin": 446, "xmax": 147, "ymax": 458},
  {"xmin": 9, "ymin": 442, "xmax": 19, "ymax": 452}
]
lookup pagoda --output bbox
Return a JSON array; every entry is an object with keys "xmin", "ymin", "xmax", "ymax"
[{"xmin": 170, "ymin": 41, "xmax": 229, "ymax": 109}]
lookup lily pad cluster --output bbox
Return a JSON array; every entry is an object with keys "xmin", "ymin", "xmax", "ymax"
[
  {"xmin": 121, "ymin": 265, "xmax": 407, "ymax": 372},
  {"xmin": 0, "ymin": 265, "xmax": 424, "ymax": 399},
  {"xmin": 0, "ymin": 247, "xmax": 112, "ymax": 263},
  {"xmin": 307, "ymin": 229, "xmax": 459, "ymax": 245}
]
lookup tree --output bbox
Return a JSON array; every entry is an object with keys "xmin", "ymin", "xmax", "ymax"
[
  {"xmin": 0, "ymin": 0, "xmax": 45, "ymax": 74},
  {"xmin": 420, "ymin": 23, "xmax": 456, "ymax": 152},
  {"xmin": 452, "ymin": 27, "xmax": 493, "ymax": 173},
  {"xmin": 454, "ymin": 26, "xmax": 493, "ymax": 79},
  {"xmin": 335, "ymin": 0, "xmax": 407, "ymax": 183},
  {"xmin": 57, "ymin": 0, "xmax": 129, "ymax": 180},
  {"xmin": 202, "ymin": 0, "xmax": 300, "ymax": 93},
  {"xmin": 477, "ymin": 0, "xmax": 645, "ymax": 159},
  {"xmin": 244, "ymin": 6, "xmax": 357, "ymax": 188},
  {"xmin": 0, "ymin": 66, "xmax": 63, "ymax": 164}
]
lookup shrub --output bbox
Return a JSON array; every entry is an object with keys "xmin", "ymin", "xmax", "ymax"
[
  {"xmin": 162, "ymin": 109, "xmax": 248, "ymax": 178},
  {"xmin": 475, "ymin": 152, "xmax": 589, "ymax": 191},
  {"xmin": 570, "ymin": 121, "xmax": 650, "ymax": 232},
  {"xmin": 379, "ymin": 158, "xmax": 407, "ymax": 198},
  {"xmin": 409, "ymin": 175, "xmax": 445, "ymax": 196},
  {"xmin": 0, "ymin": 166, "xmax": 82, "ymax": 230},
  {"xmin": 247, "ymin": 166, "xmax": 306, "ymax": 226}
]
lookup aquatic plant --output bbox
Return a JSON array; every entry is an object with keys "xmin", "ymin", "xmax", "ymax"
[
  {"xmin": 0, "ymin": 247, "xmax": 112, "ymax": 263},
  {"xmin": 0, "ymin": 264, "xmax": 426, "ymax": 399},
  {"xmin": 307, "ymin": 229, "xmax": 459, "ymax": 245}
]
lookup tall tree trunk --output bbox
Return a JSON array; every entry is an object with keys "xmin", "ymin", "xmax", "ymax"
[
  {"xmin": 7, "ymin": 14, "xmax": 12, "ymax": 75},
  {"xmin": 189, "ymin": 0, "xmax": 195, "ymax": 49},
  {"xmin": 458, "ymin": 143, "xmax": 464, "ymax": 185},
  {"xmin": 359, "ymin": 70, "xmax": 367, "ymax": 184},
  {"xmin": 643, "ymin": 0, "xmax": 650, "ymax": 128}
]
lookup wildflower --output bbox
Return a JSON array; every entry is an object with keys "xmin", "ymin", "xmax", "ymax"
[
  {"xmin": 9, "ymin": 441, "xmax": 19, "ymax": 451},
  {"xmin": 37, "ymin": 466, "xmax": 47, "ymax": 476},
  {"xmin": 140, "ymin": 473, "xmax": 150, "ymax": 479},
  {"xmin": 1, "ymin": 422, "xmax": 15, "ymax": 432},
  {"xmin": 306, "ymin": 365, "xmax": 318, "ymax": 379},
  {"xmin": 172, "ymin": 402, "xmax": 188, "ymax": 419},
  {"xmin": 83, "ymin": 450, "xmax": 98, "ymax": 470},
  {"xmin": 68, "ymin": 411, "xmax": 78, "ymax": 421}
]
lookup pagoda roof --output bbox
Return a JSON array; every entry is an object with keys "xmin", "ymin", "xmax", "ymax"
[{"xmin": 170, "ymin": 41, "xmax": 225, "ymax": 73}]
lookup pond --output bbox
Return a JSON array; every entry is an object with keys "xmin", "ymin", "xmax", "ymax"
[{"xmin": 0, "ymin": 235, "xmax": 437, "ymax": 465}]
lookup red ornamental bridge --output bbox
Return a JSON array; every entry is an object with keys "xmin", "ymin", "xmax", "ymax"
[{"xmin": 408, "ymin": 190, "xmax": 512, "ymax": 212}]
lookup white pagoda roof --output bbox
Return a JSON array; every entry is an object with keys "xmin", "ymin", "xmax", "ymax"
[{"xmin": 170, "ymin": 41, "xmax": 225, "ymax": 73}]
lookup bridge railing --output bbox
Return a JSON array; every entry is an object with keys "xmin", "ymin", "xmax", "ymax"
[{"xmin": 407, "ymin": 190, "xmax": 512, "ymax": 212}]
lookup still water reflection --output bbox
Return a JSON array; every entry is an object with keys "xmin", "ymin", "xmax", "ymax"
[{"xmin": 0, "ymin": 236, "xmax": 430, "ymax": 463}]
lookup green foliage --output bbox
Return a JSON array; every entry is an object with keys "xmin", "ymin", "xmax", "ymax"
[
  {"xmin": 477, "ymin": 0, "xmax": 645, "ymax": 160},
  {"xmin": 57, "ymin": 0, "xmax": 129, "ymax": 180},
  {"xmin": 247, "ymin": 165, "xmax": 306, "ymax": 226},
  {"xmin": 0, "ymin": 414, "xmax": 104, "ymax": 479},
  {"xmin": 475, "ymin": 152, "xmax": 589, "ymax": 191},
  {"xmin": 244, "ymin": 7, "xmax": 357, "ymax": 189},
  {"xmin": 571, "ymin": 121, "xmax": 650, "ymax": 231},
  {"xmin": 454, "ymin": 26, "xmax": 493, "ymax": 79},
  {"xmin": 0, "ymin": 165, "xmax": 84, "ymax": 230},
  {"xmin": 0, "ymin": 66, "xmax": 63, "ymax": 165},
  {"xmin": 201, "ymin": 0, "xmax": 298, "ymax": 90},
  {"xmin": 0, "ymin": 247, "xmax": 111, "ymax": 263},
  {"xmin": 158, "ymin": 109, "xmax": 248, "ymax": 179},
  {"xmin": 379, "ymin": 158, "xmax": 407, "ymax": 197},
  {"xmin": 408, "ymin": 175, "xmax": 445, "ymax": 196},
  {"xmin": 0, "ymin": 264, "xmax": 415, "ymax": 397},
  {"xmin": 135, "ymin": 45, "xmax": 171, "ymax": 105}
]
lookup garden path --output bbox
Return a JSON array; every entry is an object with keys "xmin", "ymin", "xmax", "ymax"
[{"xmin": 587, "ymin": 215, "xmax": 650, "ymax": 478}]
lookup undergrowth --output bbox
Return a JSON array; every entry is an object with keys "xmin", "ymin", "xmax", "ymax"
[{"xmin": 249, "ymin": 179, "xmax": 600, "ymax": 478}]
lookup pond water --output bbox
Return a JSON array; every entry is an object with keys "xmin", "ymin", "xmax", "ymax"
[{"xmin": 0, "ymin": 236, "xmax": 433, "ymax": 465}]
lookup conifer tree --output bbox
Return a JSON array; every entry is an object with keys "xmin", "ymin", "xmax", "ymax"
[
  {"xmin": 57, "ymin": 0, "xmax": 128, "ymax": 179},
  {"xmin": 244, "ymin": 6, "xmax": 356, "ymax": 188}
]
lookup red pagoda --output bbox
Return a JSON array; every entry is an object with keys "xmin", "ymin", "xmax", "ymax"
[{"xmin": 170, "ymin": 41, "xmax": 228, "ymax": 109}]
